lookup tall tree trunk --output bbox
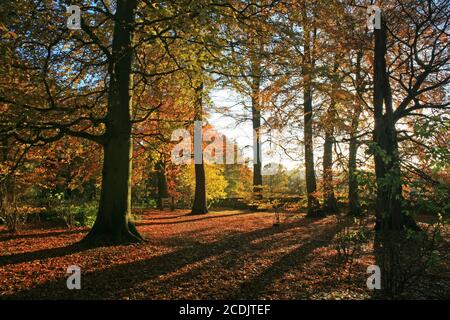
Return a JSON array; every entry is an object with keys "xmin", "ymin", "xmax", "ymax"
[
  {"xmin": 373, "ymin": 17, "xmax": 421, "ymax": 298},
  {"xmin": 251, "ymin": 69, "xmax": 263, "ymax": 199},
  {"xmin": 323, "ymin": 125, "xmax": 337, "ymax": 213},
  {"xmin": 248, "ymin": 1, "xmax": 263, "ymax": 201},
  {"xmin": 156, "ymin": 157, "xmax": 168, "ymax": 210},
  {"xmin": 348, "ymin": 50, "xmax": 363, "ymax": 216},
  {"xmin": 373, "ymin": 17, "xmax": 418, "ymax": 231},
  {"xmin": 322, "ymin": 59, "xmax": 338, "ymax": 213},
  {"xmin": 348, "ymin": 122, "xmax": 361, "ymax": 216},
  {"xmin": 84, "ymin": 0, "xmax": 143, "ymax": 244},
  {"xmin": 0, "ymin": 139, "xmax": 16, "ymax": 232},
  {"xmin": 302, "ymin": 3, "xmax": 321, "ymax": 216},
  {"xmin": 304, "ymin": 82, "xmax": 321, "ymax": 215},
  {"xmin": 191, "ymin": 83, "xmax": 208, "ymax": 215}
]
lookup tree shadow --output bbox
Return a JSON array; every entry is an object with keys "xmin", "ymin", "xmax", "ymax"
[
  {"xmin": 142, "ymin": 218, "xmax": 346, "ymax": 299},
  {"xmin": 136, "ymin": 211, "xmax": 259, "ymax": 226},
  {"xmin": 0, "ymin": 229, "xmax": 87, "ymax": 243},
  {"xmin": 3, "ymin": 216, "xmax": 347, "ymax": 299},
  {"xmin": 0, "ymin": 212, "xmax": 259, "ymax": 267},
  {"xmin": 0, "ymin": 241, "xmax": 95, "ymax": 267},
  {"xmin": 4, "ymin": 217, "xmax": 324, "ymax": 299},
  {"xmin": 139, "ymin": 214, "xmax": 185, "ymax": 221},
  {"xmin": 226, "ymin": 221, "xmax": 346, "ymax": 299}
]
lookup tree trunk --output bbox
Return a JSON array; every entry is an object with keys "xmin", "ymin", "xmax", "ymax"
[
  {"xmin": 192, "ymin": 162, "xmax": 208, "ymax": 214},
  {"xmin": 323, "ymin": 126, "xmax": 338, "ymax": 213},
  {"xmin": 0, "ymin": 139, "xmax": 19, "ymax": 233},
  {"xmin": 301, "ymin": 4, "xmax": 321, "ymax": 216},
  {"xmin": 156, "ymin": 158, "xmax": 168, "ymax": 210},
  {"xmin": 247, "ymin": 2, "xmax": 263, "ymax": 201},
  {"xmin": 348, "ymin": 127, "xmax": 361, "ymax": 216},
  {"xmin": 252, "ymin": 71, "xmax": 263, "ymax": 200},
  {"xmin": 304, "ymin": 83, "xmax": 321, "ymax": 216},
  {"xmin": 191, "ymin": 83, "xmax": 208, "ymax": 215},
  {"xmin": 373, "ymin": 17, "xmax": 418, "ymax": 231},
  {"xmin": 322, "ymin": 58, "xmax": 338, "ymax": 213},
  {"xmin": 348, "ymin": 50, "xmax": 363, "ymax": 216},
  {"xmin": 83, "ymin": 0, "xmax": 143, "ymax": 244}
]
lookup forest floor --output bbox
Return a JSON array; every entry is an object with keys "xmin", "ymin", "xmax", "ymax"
[{"xmin": 0, "ymin": 209, "xmax": 449, "ymax": 300}]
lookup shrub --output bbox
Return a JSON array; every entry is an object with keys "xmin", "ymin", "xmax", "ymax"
[
  {"xmin": 375, "ymin": 218, "xmax": 448, "ymax": 298},
  {"xmin": 0, "ymin": 200, "xmax": 23, "ymax": 232},
  {"xmin": 73, "ymin": 202, "xmax": 97, "ymax": 227},
  {"xmin": 53, "ymin": 201, "xmax": 97, "ymax": 228},
  {"xmin": 355, "ymin": 170, "xmax": 377, "ymax": 213},
  {"xmin": 333, "ymin": 218, "xmax": 372, "ymax": 263},
  {"xmin": 407, "ymin": 180, "xmax": 450, "ymax": 219}
]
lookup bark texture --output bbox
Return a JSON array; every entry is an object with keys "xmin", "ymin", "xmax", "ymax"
[{"xmin": 84, "ymin": 0, "xmax": 143, "ymax": 244}]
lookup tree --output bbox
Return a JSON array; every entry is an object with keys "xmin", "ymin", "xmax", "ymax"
[
  {"xmin": 215, "ymin": 2, "xmax": 278, "ymax": 200},
  {"xmin": 372, "ymin": 1, "xmax": 449, "ymax": 230},
  {"xmin": 348, "ymin": 49, "xmax": 365, "ymax": 216},
  {"xmin": 0, "ymin": 0, "xmax": 187, "ymax": 243},
  {"xmin": 155, "ymin": 156, "xmax": 169, "ymax": 210},
  {"xmin": 82, "ymin": 0, "xmax": 144, "ymax": 243},
  {"xmin": 301, "ymin": 0, "xmax": 322, "ymax": 216},
  {"xmin": 191, "ymin": 82, "xmax": 209, "ymax": 214},
  {"xmin": 322, "ymin": 58, "xmax": 339, "ymax": 213}
]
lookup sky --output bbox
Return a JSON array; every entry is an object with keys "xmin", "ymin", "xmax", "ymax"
[{"xmin": 208, "ymin": 88, "xmax": 302, "ymax": 172}]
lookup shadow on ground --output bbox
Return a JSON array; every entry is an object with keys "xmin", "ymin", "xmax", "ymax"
[{"xmin": 1, "ymin": 213, "xmax": 348, "ymax": 299}]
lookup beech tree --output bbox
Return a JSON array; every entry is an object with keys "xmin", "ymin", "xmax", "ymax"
[
  {"xmin": 191, "ymin": 81, "xmax": 209, "ymax": 214},
  {"xmin": 0, "ymin": 0, "xmax": 220, "ymax": 242},
  {"xmin": 372, "ymin": 1, "xmax": 449, "ymax": 230},
  {"xmin": 321, "ymin": 58, "xmax": 339, "ymax": 214},
  {"xmin": 206, "ymin": 1, "xmax": 283, "ymax": 200}
]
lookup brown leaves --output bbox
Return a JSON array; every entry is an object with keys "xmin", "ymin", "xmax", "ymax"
[{"xmin": 0, "ymin": 210, "xmax": 448, "ymax": 299}]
